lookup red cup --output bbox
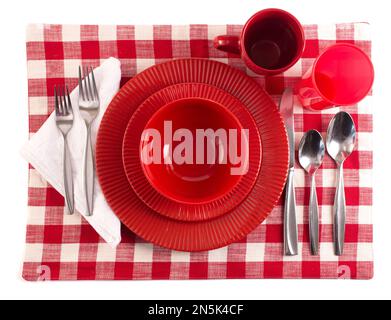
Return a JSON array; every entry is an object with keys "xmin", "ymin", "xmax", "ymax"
[
  {"xmin": 214, "ymin": 8, "xmax": 305, "ymax": 75},
  {"xmin": 296, "ymin": 43, "xmax": 374, "ymax": 110}
]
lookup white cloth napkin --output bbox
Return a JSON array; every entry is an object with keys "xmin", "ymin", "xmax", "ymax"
[{"xmin": 21, "ymin": 57, "xmax": 122, "ymax": 247}]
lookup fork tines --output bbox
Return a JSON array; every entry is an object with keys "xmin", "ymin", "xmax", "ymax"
[
  {"xmin": 78, "ymin": 66, "xmax": 99, "ymax": 102},
  {"xmin": 54, "ymin": 85, "xmax": 72, "ymax": 116}
]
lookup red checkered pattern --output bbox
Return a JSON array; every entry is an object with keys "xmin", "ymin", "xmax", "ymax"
[{"xmin": 23, "ymin": 23, "xmax": 373, "ymax": 280}]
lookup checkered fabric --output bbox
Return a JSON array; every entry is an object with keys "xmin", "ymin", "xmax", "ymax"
[{"xmin": 23, "ymin": 23, "xmax": 373, "ymax": 280}]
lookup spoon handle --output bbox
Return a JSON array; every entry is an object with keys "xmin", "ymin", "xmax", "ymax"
[
  {"xmin": 309, "ymin": 174, "xmax": 319, "ymax": 255},
  {"xmin": 333, "ymin": 163, "xmax": 346, "ymax": 256},
  {"xmin": 284, "ymin": 168, "xmax": 298, "ymax": 256}
]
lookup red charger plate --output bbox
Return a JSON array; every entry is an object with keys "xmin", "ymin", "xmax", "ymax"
[
  {"xmin": 122, "ymin": 83, "xmax": 262, "ymax": 222},
  {"xmin": 96, "ymin": 58, "xmax": 289, "ymax": 251}
]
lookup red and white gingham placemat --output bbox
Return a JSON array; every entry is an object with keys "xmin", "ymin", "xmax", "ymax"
[{"xmin": 23, "ymin": 22, "xmax": 373, "ymax": 280}]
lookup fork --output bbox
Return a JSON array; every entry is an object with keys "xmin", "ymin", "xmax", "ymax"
[
  {"xmin": 54, "ymin": 86, "xmax": 75, "ymax": 214},
  {"xmin": 78, "ymin": 66, "xmax": 100, "ymax": 216}
]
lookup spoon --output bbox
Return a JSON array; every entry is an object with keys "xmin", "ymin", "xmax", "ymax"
[
  {"xmin": 298, "ymin": 130, "xmax": 325, "ymax": 255},
  {"xmin": 326, "ymin": 111, "xmax": 356, "ymax": 256}
]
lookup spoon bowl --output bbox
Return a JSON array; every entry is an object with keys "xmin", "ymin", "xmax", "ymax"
[
  {"xmin": 326, "ymin": 112, "xmax": 356, "ymax": 164},
  {"xmin": 298, "ymin": 130, "xmax": 325, "ymax": 175}
]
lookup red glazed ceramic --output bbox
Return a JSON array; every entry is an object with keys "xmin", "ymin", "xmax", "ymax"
[
  {"xmin": 295, "ymin": 43, "xmax": 374, "ymax": 110},
  {"xmin": 96, "ymin": 58, "xmax": 289, "ymax": 252},
  {"xmin": 214, "ymin": 8, "xmax": 305, "ymax": 75},
  {"xmin": 122, "ymin": 83, "xmax": 261, "ymax": 222}
]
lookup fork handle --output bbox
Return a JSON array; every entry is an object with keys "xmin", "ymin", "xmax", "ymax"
[
  {"xmin": 83, "ymin": 123, "xmax": 95, "ymax": 216},
  {"xmin": 63, "ymin": 136, "xmax": 74, "ymax": 214}
]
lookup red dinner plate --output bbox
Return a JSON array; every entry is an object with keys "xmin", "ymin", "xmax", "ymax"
[
  {"xmin": 122, "ymin": 83, "xmax": 262, "ymax": 221},
  {"xmin": 96, "ymin": 58, "xmax": 289, "ymax": 252}
]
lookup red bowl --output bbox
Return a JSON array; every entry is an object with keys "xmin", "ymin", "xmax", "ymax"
[
  {"xmin": 143, "ymin": 97, "xmax": 243, "ymax": 204},
  {"xmin": 122, "ymin": 83, "xmax": 262, "ymax": 222}
]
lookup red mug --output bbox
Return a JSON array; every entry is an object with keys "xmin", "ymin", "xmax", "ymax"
[
  {"xmin": 295, "ymin": 43, "xmax": 374, "ymax": 110},
  {"xmin": 214, "ymin": 8, "xmax": 305, "ymax": 75}
]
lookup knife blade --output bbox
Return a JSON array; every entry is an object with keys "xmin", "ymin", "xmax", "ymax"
[
  {"xmin": 279, "ymin": 88, "xmax": 295, "ymax": 168},
  {"xmin": 279, "ymin": 88, "xmax": 298, "ymax": 256}
]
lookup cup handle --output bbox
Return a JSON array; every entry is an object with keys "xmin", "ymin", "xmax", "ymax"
[{"xmin": 213, "ymin": 35, "xmax": 240, "ymax": 54}]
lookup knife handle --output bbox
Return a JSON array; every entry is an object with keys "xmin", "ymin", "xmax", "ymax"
[{"xmin": 284, "ymin": 167, "xmax": 298, "ymax": 256}]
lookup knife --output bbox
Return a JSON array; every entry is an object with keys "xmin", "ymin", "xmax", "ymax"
[{"xmin": 279, "ymin": 88, "xmax": 298, "ymax": 256}]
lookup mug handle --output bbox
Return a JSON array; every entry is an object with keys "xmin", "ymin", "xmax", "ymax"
[{"xmin": 213, "ymin": 35, "xmax": 240, "ymax": 54}]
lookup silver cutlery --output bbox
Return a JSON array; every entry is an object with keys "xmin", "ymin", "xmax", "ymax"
[
  {"xmin": 298, "ymin": 130, "xmax": 325, "ymax": 255},
  {"xmin": 279, "ymin": 88, "xmax": 298, "ymax": 256},
  {"xmin": 54, "ymin": 86, "xmax": 75, "ymax": 215},
  {"xmin": 326, "ymin": 111, "xmax": 356, "ymax": 256},
  {"xmin": 78, "ymin": 66, "xmax": 100, "ymax": 216}
]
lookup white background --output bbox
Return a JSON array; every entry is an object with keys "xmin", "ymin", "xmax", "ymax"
[{"xmin": 0, "ymin": 0, "xmax": 390, "ymax": 300}]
